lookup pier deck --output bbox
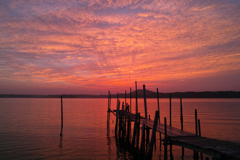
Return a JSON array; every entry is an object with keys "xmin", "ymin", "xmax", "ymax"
[{"xmin": 113, "ymin": 110, "xmax": 240, "ymax": 160}]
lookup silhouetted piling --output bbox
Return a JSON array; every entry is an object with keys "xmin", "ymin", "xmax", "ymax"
[
  {"xmin": 148, "ymin": 111, "xmax": 159, "ymax": 157},
  {"xmin": 135, "ymin": 81, "xmax": 138, "ymax": 114},
  {"xmin": 143, "ymin": 84, "xmax": 148, "ymax": 119},
  {"xmin": 180, "ymin": 97, "xmax": 184, "ymax": 157},
  {"xmin": 60, "ymin": 95, "xmax": 63, "ymax": 136},
  {"xmin": 198, "ymin": 119, "xmax": 203, "ymax": 160},
  {"xmin": 132, "ymin": 112, "xmax": 138, "ymax": 147},
  {"xmin": 130, "ymin": 88, "xmax": 132, "ymax": 113},
  {"xmin": 170, "ymin": 93, "xmax": 172, "ymax": 127}
]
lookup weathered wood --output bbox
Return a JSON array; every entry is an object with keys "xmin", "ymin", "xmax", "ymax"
[
  {"xmin": 164, "ymin": 117, "xmax": 167, "ymax": 160},
  {"xmin": 132, "ymin": 112, "xmax": 138, "ymax": 147},
  {"xmin": 195, "ymin": 109, "xmax": 198, "ymax": 135},
  {"xmin": 123, "ymin": 105, "xmax": 129, "ymax": 136},
  {"xmin": 137, "ymin": 113, "xmax": 140, "ymax": 149},
  {"xmin": 180, "ymin": 97, "xmax": 184, "ymax": 157},
  {"xmin": 61, "ymin": 95, "xmax": 63, "ymax": 126},
  {"xmin": 60, "ymin": 95, "xmax": 63, "ymax": 136},
  {"xmin": 130, "ymin": 87, "xmax": 132, "ymax": 113},
  {"xmin": 198, "ymin": 119, "xmax": 203, "ymax": 160},
  {"xmin": 115, "ymin": 100, "xmax": 120, "ymax": 134},
  {"xmin": 157, "ymin": 88, "xmax": 160, "ymax": 123},
  {"xmin": 140, "ymin": 120, "xmax": 145, "ymax": 151},
  {"xmin": 170, "ymin": 93, "xmax": 172, "ymax": 127},
  {"xmin": 125, "ymin": 90, "xmax": 126, "ymax": 107},
  {"xmin": 143, "ymin": 84, "xmax": 147, "ymax": 119},
  {"xmin": 119, "ymin": 111, "xmax": 123, "ymax": 138},
  {"xmin": 194, "ymin": 109, "xmax": 199, "ymax": 160},
  {"xmin": 148, "ymin": 111, "xmax": 159, "ymax": 157},
  {"xmin": 135, "ymin": 81, "xmax": 138, "ymax": 114}
]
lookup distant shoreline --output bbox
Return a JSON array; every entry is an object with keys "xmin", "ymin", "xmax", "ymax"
[{"xmin": 1, "ymin": 90, "xmax": 240, "ymax": 98}]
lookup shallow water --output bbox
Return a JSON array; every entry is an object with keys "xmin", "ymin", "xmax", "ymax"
[{"xmin": 0, "ymin": 98, "xmax": 240, "ymax": 159}]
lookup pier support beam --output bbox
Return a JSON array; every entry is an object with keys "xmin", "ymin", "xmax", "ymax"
[
  {"xmin": 148, "ymin": 111, "xmax": 159, "ymax": 157},
  {"xmin": 132, "ymin": 112, "xmax": 138, "ymax": 147},
  {"xmin": 115, "ymin": 100, "xmax": 120, "ymax": 135},
  {"xmin": 170, "ymin": 93, "xmax": 172, "ymax": 127}
]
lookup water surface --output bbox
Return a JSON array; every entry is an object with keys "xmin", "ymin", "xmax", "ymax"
[{"xmin": 0, "ymin": 98, "xmax": 240, "ymax": 159}]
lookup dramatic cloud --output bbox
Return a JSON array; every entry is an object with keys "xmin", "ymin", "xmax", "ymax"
[{"xmin": 0, "ymin": 0, "xmax": 240, "ymax": 94}]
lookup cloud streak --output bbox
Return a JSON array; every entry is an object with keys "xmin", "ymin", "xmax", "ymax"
[{"xmin": 0, "ymin": 0, "xmax": 240, "ymax": 94}]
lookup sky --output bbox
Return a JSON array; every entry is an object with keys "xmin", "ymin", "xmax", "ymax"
[{"xmin": 0, "ymin": 0, "xmax": 240, "ymax": 95}]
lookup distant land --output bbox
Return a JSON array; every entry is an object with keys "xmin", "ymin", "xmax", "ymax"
[{"xmin": 1, "ymin": 90, "xmax": 240, "ymax": 98}]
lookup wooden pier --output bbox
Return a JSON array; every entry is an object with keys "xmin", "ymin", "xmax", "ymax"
[{"xmin": 107, "ymin": 83, "xmax": 240, "ymax": 160}]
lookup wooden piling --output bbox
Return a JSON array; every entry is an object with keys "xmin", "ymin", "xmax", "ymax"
[
  {"xmin": 60, "ymin": 95, "xmax": 63, "ymax": 136},
  {"xmin": 108, "ymin": 90, "xmax": 111, "ymax": 112},
  {"xmin": 119, "ymin": 111, "xmax": 123, "ymax": 138},
  {"xmin": 143, "ymin": 84, "xmax": 148, "ymax": 119},
  {"xmin": 137, "ymin": 113, "xmax": 140, "ymax": 149},
  {"xmin": 148, "ymin": 111, "xmax": 159, "ymax": 157},
  {"xmin": 61, "ymin": 95, "xmax": 63, "ymax": 127},
  {"xmin": 125, "ymin": 90, "xmax": 126, "ymax": 107},
  {"xmin": 170, "ymin": 93, "xmax": 172, "ymax": 127},
  {"xmin": 157, "ymin": 88, "xmax": 162, "ymax": 148},
  {"xmin": 194, "ymin": 109, "xmax": 199, "ymax": 159},
  {"xmin": 157, "ymin": 88, "xmax": 160, "ymax": 123},
  {"xmin": 164, "ymin": 117, "xmax": 168, "ymax": 160},
  {"xmin": 195, "ymin": 109, "xmax": 198, "ymax": 135},
  {"xmin": 140, "ymin": 120, "xmax": 145, "ymax": 151},
  {"xmin": 132, "ymin": 112, "xmax": 138, "ymax": 147},
  {"xmin": 115, "ymin": 100, "xmax": 120, "ymax": 134},
  {"xmin": 198, "ymin": 119, "xmax": 203, "ymax": 160},
  {"xmin": 180, "ymin": 97, "xmax": 184, "ymax": 157},
  {"xmin": 135, "ymin": 81, "xmax": 138, "ymax": 114},
  {"xmin": 123, "ymin": 105, "xmax": 128, "ymax": 136},
  {"xmin": 130, "ymin": 88, "xmax": 132, "ymax": 113}
]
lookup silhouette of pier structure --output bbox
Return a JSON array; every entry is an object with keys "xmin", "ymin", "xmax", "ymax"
[{"xmin": 107, "ymin": 81, "xmax": 240, "ymax": 160}]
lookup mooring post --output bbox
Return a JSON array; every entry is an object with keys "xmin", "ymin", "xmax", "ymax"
[
  {"xmin": 130, "ymin": 87, "xmax": 132, "ymax": 113},
  {"xmin": 180, "ymin": 97, "xmax": 184, "ymax": 157},
  {"xmin": 198, "ymin": 119, "xmax": 203, "ymax": 160},
  {"xmin": 140, "ymin": 120, "xmax": 145, "ymax": 151},
  {"xmin": 194, "ymin": 109, "xmax": 199, "ymax": 159},
  {"xmin": 157, "ymin": 88, "xmax": 161, "ymax": 148},
  {"xmin": 60, "ymin": 95, "xmax": 63, "ymax": 136},
  {"xmin": 115, "ymin": 100, "xmax": 120, "ymax": 134},
  {"xmin": 143, "ymin": 84, "xmax": 148, "ymax": 119},
  {"xmin": 195, "ymin": 109, "xmax": 198, "ymax": 135},
  {"xmin": 119, "ymin": 111, "xmax": 123, "ymax": 138},
  {"xmin": 157, "ymin": 88, "xmax": 160, "ymax": 122},
  {"xmin": 109, "ymin": 91, "xmax": 111, "ymax": 111},
  {"xmin": 170, "ymin": 93, "xmax": 172, "ymax": 127},
  {"xmin": 127, "ymin": 114, "xmax": 130, "ymax": 141},
  {"xmin": 122, "ymin": 102, "xmax": 124, "ymax": 111},
  {"xmin": 61, "ymin": 95, "xmax": 63, "ymax": 127},
  {"xmin": 108, "ymin": 90, "xmax": 111, "ymax": 112},
  {"xmin": 132, "ymin": 112, "xmax": 138, "ymax": 147},
  {"xmin": 135, "ymin": 81, "xmax": 138, "ymax": 114},
  {"xmin": 125, "ymin": 90, "xmax": 127, "ymax": 107},
  {"xmin": 137, "ymin": 113, "xmax": 140, "ymax": 149},
  {"xmin": 164, "ymin": 117, "xmax": 168, "ymax": 160},
  {"xmin": 148, "ymin": 111, "xmax": 159, "ymax": 157},
  {"xmin": 123, "ymin": 104, "xmax": 128, "ymax": 137}
]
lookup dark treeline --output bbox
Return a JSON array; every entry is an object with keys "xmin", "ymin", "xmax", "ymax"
[{"xmin": 1, "ymin": 90, "xmax": 240, "ymax": 98}]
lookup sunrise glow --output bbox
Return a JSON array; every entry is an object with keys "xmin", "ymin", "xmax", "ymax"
[{"xmin": 0, "ymin": 0, "xmax": 240, "ymax": 94}]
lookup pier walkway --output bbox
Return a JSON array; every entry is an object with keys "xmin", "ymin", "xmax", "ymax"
[{"xmin": 113, "ymin": 110, "xmax": 240, "ymax": 160}]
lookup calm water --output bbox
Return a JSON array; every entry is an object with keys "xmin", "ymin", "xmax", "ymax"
[{"xmin": 0, "ymin": 98, "xmax": 240, "ymax": 159}]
